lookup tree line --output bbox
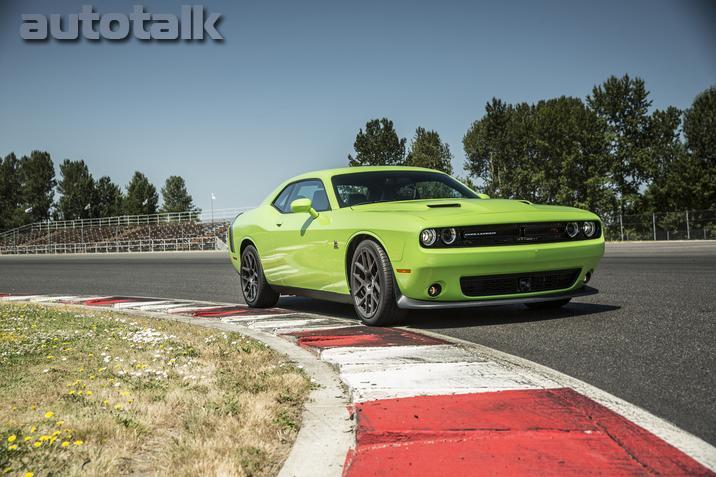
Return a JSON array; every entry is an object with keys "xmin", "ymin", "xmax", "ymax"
[
  {"xmin": 0, "ymin": 155, "xmax": 199, "ymax": 230},
  {"xmin": 347, "ymin": 75, "xmax": 715, "ymax": 220}
]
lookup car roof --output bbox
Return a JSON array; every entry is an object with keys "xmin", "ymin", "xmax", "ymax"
[{"xmin": 287, "ymin": 166, "xmax": 443, "ymax": 182}]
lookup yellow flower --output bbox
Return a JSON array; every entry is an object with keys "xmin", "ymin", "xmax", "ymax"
[
  {"xmin": 38, "ymin": 436, "xmax": 49, "ymax": 442},
  {"xmin": 68, "ymin": 390, "xmax": 75, "ymax": 395},
  {"xmin": 33, "ymin": 441, "xmax": 41, "ymax": 448},
  {"xmin": 24, "ymin": 437, "xmax": 31, "ymax": 442},
  {"xmin": 44, "ymin": 411, "xmax": 54, "ymax": 419},
  {"xmin": 52, "ymin": 431, "xmax": 61, "ymax": 437},
  {"xmin": 73, "ymin": 440, "xmax": 83, "ymax": 446},
  {"xmin": 55, "ymin": 421, "xmax": 64, "ymax": 427},
  {"xmin": 114, "ymin": 404, "xmax": 123, "ymax": 411},
  {"xmin": 61, "ymin": 441, "xmax": 70, "ymax": 448},
  {"xmin": 47, "ymin": 355, "xmax": 54, "ymax": 360},
  {"xmin": 29, "ymin": 426, "xmax": 36, "ymax": 433},
  {"xmin": 7, "ymin": 445, "xmax": 17, "ymax": 451},
  {"xmin": 85, "ymin": 391, "xmax": 93, "ymax": 396},
  {"xmin": 7, "ymin": 435, "xmax": 16, "ymax": 443},
  {"xmin": 25, "ymin": 473, "xmax": 34, "ymax": 477}
]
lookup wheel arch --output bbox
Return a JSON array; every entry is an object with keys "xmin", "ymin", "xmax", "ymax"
[
  {"xmin": 239, "ymin": 238, "xmax": 256, "ymax": 256},
  {"xmin": 344, "ymin": 232, "xmax": 391, "ymax": 293}
]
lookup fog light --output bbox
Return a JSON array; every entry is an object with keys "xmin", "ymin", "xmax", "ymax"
[{"xmin": 428, "ymin": 284, "xmax": 442, "ymax": 297}]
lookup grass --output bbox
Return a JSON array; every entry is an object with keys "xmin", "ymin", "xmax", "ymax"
[{"xmin": 0, "ymin": 303, "xmax": 311, "ymax": 477}]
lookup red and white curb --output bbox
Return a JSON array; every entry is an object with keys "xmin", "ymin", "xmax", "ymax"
[{"xmin": 2, "ymin": 293, "xmax": 715, "ymax": 476}]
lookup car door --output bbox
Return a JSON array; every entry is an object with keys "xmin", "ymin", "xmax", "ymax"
[
  {"xmin": 272, "ymin": 179, "xmax": 340, "ymax": 291},
  {"xmin": 259, "ymin": 183, "xmax": 295, "ymax": 285}
]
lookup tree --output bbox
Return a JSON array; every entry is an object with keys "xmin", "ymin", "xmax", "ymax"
[
  {"xmin": 530, "ymin": 97, "xmax": 614, "ymax": 215},
  {"xmin": 683, "ymin": 85, "xmax": 716, "ymax": 210},
  {"xmin": 160, "ymin": 175, "xmax": 200, "ymax": 214},
  {"xmin": 57, "ymin": 159, "xmax": 95, "ymax": 220},
  {"xmin": 94, "ymin": 176, "xmax": 124, "ymax": 218},
  {"xmin": 406, "ymin": 127, "xmax": 453, "ymax": 174},
  {"xmin": 0, "ymin": 153, "xmax": 22, "ymax": 230},
  {"xmin": 463, "ymin": 96, "xmax": 615, "ymax": 217},
  {"xmin": 586, "ymin": 74, "xmax": 652, "ymax": 215},
  {"xmin": 463, "ymin": 98, "xmax": 533, "ymax": 198},
  {"xmin": 348, "ymin": 118, "xmax": 406, "ymax": 166},
  {"xmin": 124, "ymin": 172, "xmax": 158, "ymax": 215},
  {"xmin": 18, "ymin": 151, "xmax": 55, "ymax": 223}
]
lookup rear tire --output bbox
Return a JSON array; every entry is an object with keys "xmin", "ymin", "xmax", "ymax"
[
  {"xmin": 350, "ymin": 240, "xmax": 407, "ymax": 326},
  {"xmin": 525, "ymin": 298, "xmax": 571, "ymax": 310},
  {"xmin": 240, "ymin": 245, "xmax": 279, "ymax": 308}
]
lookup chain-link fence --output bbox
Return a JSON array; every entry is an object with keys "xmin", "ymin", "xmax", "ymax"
[{"xmin": 603, "ymin": 209, "xmax": 716, "ymax": 241}]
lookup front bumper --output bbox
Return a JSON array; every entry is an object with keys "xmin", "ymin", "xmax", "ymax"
[
  {"xmin": 392, "ymin": 238, "xmax": 604, "ymax": 302},
  {"xmin": 396, "ymin": 285, "xmax": 598, "ymax": 309}
]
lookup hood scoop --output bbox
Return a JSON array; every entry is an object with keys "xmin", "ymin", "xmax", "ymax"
[{"xmin": 427, "ymin": 203, "xmax": 461, "ymax": 208}]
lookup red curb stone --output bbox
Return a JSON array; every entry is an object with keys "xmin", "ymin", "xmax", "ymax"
[
  {"xmin": 284, "ymin": 326, "xmax": 447, "ymax": 349},
  {"xmin": 344, "ymin": 388, "xmax": 714, "ymax": 477}
]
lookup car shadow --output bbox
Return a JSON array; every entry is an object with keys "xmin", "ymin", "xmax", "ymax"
[{"xmin": 276, "ymin": 296, "xmax": 620, "ymax": 328}]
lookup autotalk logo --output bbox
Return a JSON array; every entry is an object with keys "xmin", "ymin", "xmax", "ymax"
[{"xmin": 20, "ymin": 5, "xmax": 223, "ymax": 41}]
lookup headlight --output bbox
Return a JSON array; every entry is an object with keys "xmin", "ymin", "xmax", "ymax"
[
  {"xmin": 420, "ymin": 228, "xmax": 437, "ymax": 246},
  {"xmin": 441, "ymin": 228, "xmax": 457, "ymax": 245},
  {"xmin": 582, "ymin": 221, "xmax": 597, "ymax": 238},
  {"xmin": 565, "ymin": 222, "xmax": 580, "ymax": 238}
]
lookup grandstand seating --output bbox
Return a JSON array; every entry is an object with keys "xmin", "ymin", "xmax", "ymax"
[{"xmin": 0, "ymin": 216, "xmax": 234, "ymax": 254}]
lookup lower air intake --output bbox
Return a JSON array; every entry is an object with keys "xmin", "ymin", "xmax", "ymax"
[{"xmin": 460, "ymin": 269, "xmax": 581, "ymax": 297}]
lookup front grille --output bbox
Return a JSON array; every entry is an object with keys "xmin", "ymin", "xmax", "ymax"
[
  {"xmin": 426, "ymin": 221, "xmax": 601, "ymax": 247},
  {"xmin": 460, "ymin": 268, "xmax": 581, "ymax": 297}
]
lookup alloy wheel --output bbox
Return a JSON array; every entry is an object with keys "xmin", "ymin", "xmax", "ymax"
[
  {"xmin": 352, "ymin": 248, "xmax": 381, "ymax": 317},
  {"xmin": 241, "ymin": 251, "xmax": 259, "ymax": 302}
]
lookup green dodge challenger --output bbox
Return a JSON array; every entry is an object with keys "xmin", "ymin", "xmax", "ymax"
[{"xmin": 228, "ymin": 166, "xmax": 604, "ymax": 325}]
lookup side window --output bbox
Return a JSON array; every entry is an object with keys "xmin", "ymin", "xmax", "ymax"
[
  {"xmin": 336, "ymin": 185, "xmax": 370, "ymax": 207},
  {"xmin": 287, "ymin": 180, "xmax": 331, "ymax": 212},
  {"xmin": 272, "ymin": 184, "xmax": 294, "ymax": 213}
]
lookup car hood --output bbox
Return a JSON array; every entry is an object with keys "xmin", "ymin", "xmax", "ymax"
[{"xmin": 349, "ymin": 198, "xmax": 598, "ymax": 224}]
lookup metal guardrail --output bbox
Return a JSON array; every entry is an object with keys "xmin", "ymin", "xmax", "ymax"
[
  {"xmin": 0, "ymin": 207, "xmax": 251, "ymax": 239},
  {"xmin": 0, "ymin": 237, "xmax": 224, "ymax": 255},
  {"xmin": 603, "ymin": 209, "xmax": 716, "ymax": 241}
]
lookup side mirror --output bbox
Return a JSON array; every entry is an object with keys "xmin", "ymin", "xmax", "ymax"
[
  {"xmin": 477, "ymin": 193, "xmax": 490, "ymax": 199},
  {"xmin": 290, "ymin": 198, "xmax": 319, "ymax": 218}
]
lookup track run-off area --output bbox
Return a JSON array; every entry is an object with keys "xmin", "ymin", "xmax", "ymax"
[{"xmin": 1, "ymin": 241, "xmax": 715, "ymax": 447}]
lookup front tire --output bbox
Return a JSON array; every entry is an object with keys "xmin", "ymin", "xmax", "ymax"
[
  {"xmin": 240, "ymin": 245, "xmax": 279, "ymax": 308},
  {"xmin": 525, "ymin": 298, "xmax": 571, "ymax": 310},
  {"xmin": 350, "ymin": 240, "xmax": 406, "ymax": 326}
]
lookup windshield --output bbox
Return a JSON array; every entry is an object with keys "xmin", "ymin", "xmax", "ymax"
[{"xmin": 332, "ymin": 170, "xmax": 478, "ymax": 207}]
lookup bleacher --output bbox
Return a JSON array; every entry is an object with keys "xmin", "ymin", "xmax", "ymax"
[{"xmin": 0, "ymin": 210, "xmax": 241, "ymax": 255}]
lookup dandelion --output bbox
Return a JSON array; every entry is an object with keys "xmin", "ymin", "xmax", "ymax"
[
  {"xmin": 33, "ymin": 441, "xmax": 41, "ymax": 448},
  {"xmin": 30, "ymin": 426, "xmax": 36, "ymax": 433},
  {"xmin": 7, "ymin": 435, "xmax": 16, "ymax": 443},
  {"xmin": 8, "ymin": 445, "xmax": 17, "ymax": 451},
  {"xmin": 61, "ymin": 441, "xmax": 70, "ymax": 448},
  {"xmin": 114, "ymin": 404, "xmax": 123, "ymax": 411},
  {"xmin": 73, "ymin": 440, "xmax": 83, "ymax": 446},
  {"xmin": 25, "ymin": 473, "xmax": 34, "ymax": 477},
  {"xmin": 44, "ymin": 411, "xmax": 54, "ymax": 419},
  {"xmin": 24, "ymin": 437, "xmax": 31, "ymax": 442},
  {"xmin": 55, "ymin": 421, "xmax": 64, "ymax": 426}
]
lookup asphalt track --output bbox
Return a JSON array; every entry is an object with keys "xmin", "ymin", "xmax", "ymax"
[{"xmin": 1, "ymin": 241, "xmax": 714, "ymax": 444}]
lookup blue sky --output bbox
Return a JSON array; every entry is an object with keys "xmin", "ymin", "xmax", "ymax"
[{"xmin": 1, "ymin": 0, "xmax": 714, "ymax": 210}]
